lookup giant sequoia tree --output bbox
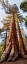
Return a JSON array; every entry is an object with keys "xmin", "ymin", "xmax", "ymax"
[
  {"xmin": 0, "ymin": 0, "xmax": 27, "ymax": 63},
  {"xmin": 0, "ymin": 14, "xmax": 19, "ymax": 62}
]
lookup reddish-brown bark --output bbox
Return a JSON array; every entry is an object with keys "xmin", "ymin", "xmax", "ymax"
[
  {"xmin": 0, "ymin": 15, "xmax": 27, "ymax": 63},
  {"xmin": 18, "ymin": 23, "xmax": 27, "ymax": 58},
  {"xmin": 0, "ymin": 15, "xmax": 19, "ymax": 62}
]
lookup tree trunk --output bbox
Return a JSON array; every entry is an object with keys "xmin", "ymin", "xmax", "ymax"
[
  {"xmin": 3, "ymin": 31, "xmax": 7, "ymax": 51},
  {"xmin": 0, "ymin": 15, "xmax": 27, "ymax": 63},
  {"xmin": 0, "ymin": 14, "xmax": 19, "ymax": 63},
  {"xmin": 17, "ymin": 23, "xmax": 27, "ymax": 58}
]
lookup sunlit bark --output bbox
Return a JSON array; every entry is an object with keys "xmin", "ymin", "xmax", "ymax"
[{"xmin": 0, "ymin": 15, "xmax": 19, "ymax": 62}]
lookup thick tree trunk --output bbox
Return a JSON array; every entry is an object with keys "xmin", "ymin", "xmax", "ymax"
[
  {"xmin": 17, "ymin": 23, "xmax": 27, "ymax": 58},
  {"xmin": 0, "ymin": 15, "xmax": 27, "ymax": 63},
  {"xmin": 7, "ymin": 14, "xmax": 19, "ymax": 61},
  {"xmin": 0, "ymin": 15, "xmax": 19, "ymax": 62},
  {"xmin": 0, "ymin": 41, "xmax": 12, "ymax": 63}
]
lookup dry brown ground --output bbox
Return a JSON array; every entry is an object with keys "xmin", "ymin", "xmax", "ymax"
[{"xmin": 1, "ymin": 58, "xmax": 27, "ymax": 64}]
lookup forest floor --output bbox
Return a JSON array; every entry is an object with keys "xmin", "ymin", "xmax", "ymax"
[{"xmin": 1, "ymin": 58, "xmax": 27, "ymax": 64}]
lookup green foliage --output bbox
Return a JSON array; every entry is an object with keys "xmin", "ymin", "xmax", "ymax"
[
  {"xmin": 25, "ymin": 16, "xmax": 27, "ymax": 28},
  {"xmin": 20, "ymin": 1, "xmax": 27, "ymax": 12},
  {"xmin": 0, "ymin": 44, "xmax": 4, "ymax": 58},
  {"xmin": 0, "ymin": 52, "xmax": 2, "ymax": 58}
]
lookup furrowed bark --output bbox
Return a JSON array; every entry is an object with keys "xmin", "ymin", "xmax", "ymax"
[
  {"xmin": 7, "ymin": 36, "xmax": 19, "ymax": 61},
  {"xmin": 18, "ymin": 23, "xmax": 27, "ymax": 58},
  {"xmin": 0, "ymin": 14, "xmax": 19, "ymax": 62},
  {"xmin": 11, "ymin": 44, "xmax": 19, "ymax": 61},
  {"xmin": 0, "ymin": 42, "xmax": 12, "ymax": 63},
  {"xmin": 7, "ymin": 15, "xmax": 19, "ymax": 61}
]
